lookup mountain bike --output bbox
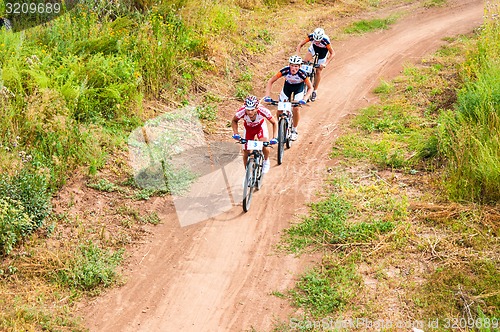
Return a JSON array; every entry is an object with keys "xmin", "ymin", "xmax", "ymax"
[
  {"xmin": 239, "ymin": 139, "xmax": 271, "ymax": 212},
  {"xmin": 301, "ymin": 53, "xmax": 319, "ymax": 100},
  {"xmin": 266, "ymin": 99, "xmax": 301, "ymax": 165}
]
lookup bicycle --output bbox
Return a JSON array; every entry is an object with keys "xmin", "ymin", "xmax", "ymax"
[
  {"xmin": 239, "ymin": 138, "xmax": 271, "ymax": 212},
  {"xmin": 301, "ymin": 53, "xmax": 319, "ymax": 100},
  {"xmin": 265, "ymin": 99, "xmax": 301, "ymax": 165}
]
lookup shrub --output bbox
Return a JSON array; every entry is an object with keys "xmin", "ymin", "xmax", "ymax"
[
  {"xmin": 0, "ymin": 197, "xmax": 33, "ymax": 255},
  {"xmin": 0, "ymin": 168, "xmax": 51, "ymax": 229}
]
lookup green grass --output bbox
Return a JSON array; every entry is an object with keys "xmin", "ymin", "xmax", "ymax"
[
  {"xmin": 290, "ymin": 258, "xmax": 362, "ymax": 317},
  {"xmin": 344, "ymin": 16, "xmax": 398, "ymax": 34},
  {"xmin": 52, "ymin": 241, "xmax": 124, "ymax": 293},
  {"xmin": 286, "ymin": 193, "xmax": 397, "ymax": 253},
  {"xmin": 437, "ymin": 10, "xmax": 500, "ymax": 203},
  {"xmin": 423, "ymin": 0, "xmax": 447, "ymax": 8},
  {"xmin": 280, "ymin": 19, "xmax": 500, "ymax": 327}
]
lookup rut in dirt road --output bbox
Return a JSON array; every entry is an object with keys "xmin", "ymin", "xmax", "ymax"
[{"xmin": 82, "ymin": 1, "xmax": 484, "ymax": 331}]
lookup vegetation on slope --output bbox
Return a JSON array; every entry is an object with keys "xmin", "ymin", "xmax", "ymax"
[{"xmin": 281, "ymin": 4, "xmax": 499, "ymax": 331}]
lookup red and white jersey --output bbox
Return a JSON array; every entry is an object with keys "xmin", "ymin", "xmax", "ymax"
[{"xmin": 234, "ymin": 105, "xmax": 273, "ymax": 129}]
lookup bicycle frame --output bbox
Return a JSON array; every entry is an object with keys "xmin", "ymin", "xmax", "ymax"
[
  {"xmin": 301, "ymin": 53, "xmax": 319, "ymax": 95},
  {"xmin": 240, "ymin": 139, "xmax": 269, "ymax": 212},
  {"xmin": 266, "ymin": 99, "xmax": 300, "ymax": 165}
]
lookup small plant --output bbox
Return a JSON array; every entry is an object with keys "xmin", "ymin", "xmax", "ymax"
[
  {"xmin": 423, "ymin": 0, "xmax": 447, "ymax": 8},
  {"xmin": 195, "ymin": 105, "xmax": 217, "ymax": 122},
  {"xmin": 0, "ymin": 197, "xmax": 33, "ymax": 255},
  {"xmin": 235, "ymin": 82, "xmax": 253, "ymax": 100},
  {"xmin": 53, "ymin": 241, "xmax": 124, "ymax": 292},
  {"xmin": 344, "ymin": 16, "xmax": 397, "ymax": 34},
  {"xmin": 290, "ymin": 259, "xmax": 362, "ymax": 317},
  {"xmin": 140, "ymin": 212, "xmax": 161, "ymax": 225},
  {"xmin": 373, "ymin": 79, "xmax": 394, "ymax": 94},
  {"xmin": 87, "ymin": 178, "xmax": 121, "ymax": 192},
  {"xmin": 132, "ymin": 188, "xmax": 157, "ymax": 200}
]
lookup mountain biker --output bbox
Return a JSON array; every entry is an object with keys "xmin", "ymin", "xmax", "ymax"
[
  {"xmin": 295, "ymin": 27, "xmax": 335, "ymax": 102},
  {"xmin": 231, "ymin": 95, "xmax": 278, "ymax": 174},
  {"xmin": 0, "ymin": 17, "xmax": 12, "ymax": 30},
  {"xmin": 263, "ymin": 55, "xmax": 313, "ymax": 141}
]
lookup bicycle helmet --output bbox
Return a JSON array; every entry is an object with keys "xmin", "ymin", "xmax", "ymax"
[
  {"xmin": 244, "ymin": 95, "xmax": 259, "ymax": 110},
  {"xmin": 312, "ymin": 28, "xmax": 325, "ymax": 41},
  {"xmin": 289, "ymin": 55, "xmax": 303, "ymax": 65}
]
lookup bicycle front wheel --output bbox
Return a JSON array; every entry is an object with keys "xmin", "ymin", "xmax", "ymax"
[
  {"xmin": 277, "ymin": 118, "xmax": 286, "ymax": 165},
  {"xmin": 286, "ymin": 119, "xmax": 293, "ymax": 149},
  {"xmin": 242, "ymin": 160, "xmax": 255, "ymax": 212}
]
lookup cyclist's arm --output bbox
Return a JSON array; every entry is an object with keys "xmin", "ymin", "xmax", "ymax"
[
  {"xmin": 231, "ymin": 115, "xmax": 240, "ymax": 136},
  {"xmin": 325, "ymin": 44, "xmax": 336, "ymax": 67},
  {"xmin": 296, "ymin": 37, "xmax": 310, "ymax": 54},
  {"xmin": 265, "ymin": 72, "xmax": 283, "ymax": 98},
  {"xmin": 268, "ymin": 116, "xmax": 278, "ymax": 139}
]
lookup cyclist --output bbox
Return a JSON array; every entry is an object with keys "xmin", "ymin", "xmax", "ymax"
[
  {"xmin": 264, "ymin": 55, "xmax": 313, "ymax": 141},
  {"xmin": 0, "ymin": 17, "xmax": 12, "ymax": 30},
  {"xmin": 295, "ymin": 27, "xmax": 335, "ymax": 102},
  {"xmin": 231, "ymin": 95, "xmax": 278, "ymax": 174}
]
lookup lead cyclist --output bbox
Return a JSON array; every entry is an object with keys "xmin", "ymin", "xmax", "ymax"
[
  {"xmin": 231, "ymin": 96, "xmax": 278, "ymax": 174},
  {"xmin": 295, "ymin": 27, "xmax": 335, "ymax": 102}
]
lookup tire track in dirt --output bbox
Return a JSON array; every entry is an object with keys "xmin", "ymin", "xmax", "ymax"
[{"xmin": 82, "ymin": 1, "xmax": 483, "ymax": 331}]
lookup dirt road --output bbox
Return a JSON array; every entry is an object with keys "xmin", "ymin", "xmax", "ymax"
[{"xmin": 82, "ymin": 1, "xmax": 483, "ymax": 330}]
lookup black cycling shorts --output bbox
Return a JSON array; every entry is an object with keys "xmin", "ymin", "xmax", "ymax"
[
  {"xmin": 283, "ymin": 82, "xmax": 305, "ymax": 100},
  {"xmin": 313, "ymin": 44, "xmax": 329, "ymax": 60}
]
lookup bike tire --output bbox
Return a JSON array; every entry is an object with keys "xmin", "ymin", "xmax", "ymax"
[
  {"xmin": 277, "ymin": 118, "xmax": 286, "ymax": 165},
  {"xmin": 242, "ymin": 160, "xmax": 255, "ymax": 212},
  {"xmin": 286, "ymin": 120, "xmax": 293, "ymax": 149},
  {"xmin": 256, "ymin": 161, "xmax": 264, "ymax": 190}
]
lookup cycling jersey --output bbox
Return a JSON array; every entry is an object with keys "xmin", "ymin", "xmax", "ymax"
[
  {"xmin": 307, "ymin": 33, "xmax": 332, "ymax": 48},
  {"xmin": 278, "ymin": 67, "xmax": 308, "ymax": 85},
  {"xmin": 234, "ymin": 105, "xmax": 273, "ymax": 129}
]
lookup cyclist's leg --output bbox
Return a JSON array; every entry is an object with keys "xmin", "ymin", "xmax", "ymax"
[
  {"xmin": 314, "ymin": 48, "xmax": 329, "ymax": 91},
  {"xmin": 279, "ymin": 89, "xmax": 290, "ymax": 102},
  {"xmin": 243, "ymin": 127, "xmax": 258, "ymax": 167},
  {"xmin": 304, "ymin": 45, "xmax": 315, "ymax": 63},
  {"xmin": 315, "ymin": 63, "xmax": 324, "ymax": 90},
  {"xmin": 257, "ymin": 125, "xmax": 270, "ymax": 161},
  {"xmin": 278, "ymin": 88, "xmax": 291, "ymax": 117},
  {"xmin": 292, "ymin": 91, "xmax": 304, "ymax": 129}
]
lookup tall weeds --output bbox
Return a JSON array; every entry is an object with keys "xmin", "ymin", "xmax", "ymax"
[{"xmin": 438, "ymin": 4, "xmax": 500, "ymax": 203}]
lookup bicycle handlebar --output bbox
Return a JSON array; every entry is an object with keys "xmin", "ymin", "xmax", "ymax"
[
  {"xmin": 264, "ymin": 98, "xmax": 303, "ymax": 107},
  {"xmin": 237, "ymin": 139, "xmax": 271, "ymax": 147}
]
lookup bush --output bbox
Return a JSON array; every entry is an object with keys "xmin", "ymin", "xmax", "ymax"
[
  {"xmin": 0, "ymin": 197, "xmax": 33, "ymax": 255},
  {"xmin": 0, "ymin": 168, "xmax": 51, "ymax": 229},
  {"xmin": 0, "ymin": 168, "xmax": 51, "ymax": 255}
]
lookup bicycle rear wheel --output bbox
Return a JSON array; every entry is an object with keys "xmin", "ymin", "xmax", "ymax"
[
  {"xmin": 277, "ymin": 118, "xmax": 286, "ymax": 165},
  {"xmin": 242, "ymin": 160, "xmax": 255, "ymax": 212}
]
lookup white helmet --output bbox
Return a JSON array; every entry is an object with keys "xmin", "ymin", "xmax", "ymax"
[
  {"xmin": 312, "ymin": 28, "xmax": 325, "ymax": 41},
  {"xmin": 244, "ymin": 95, "xmax": 258, "ymax": 110},
  {"xmin": 289, "ymin": 55, "xmax": 303, "ymax": 65}
]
